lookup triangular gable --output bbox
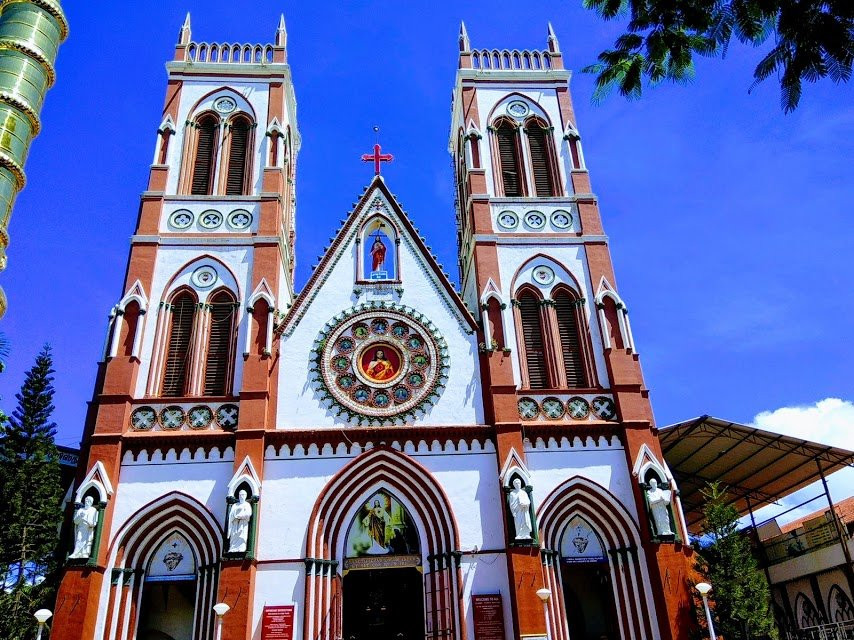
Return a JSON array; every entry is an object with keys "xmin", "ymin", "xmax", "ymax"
[
  {"xmin": 119, "ymin": 279, "xmax": 148, "ymax": 310},
  {"xmin": 499, "ymin": 447, "xmax": 530, "ymax": 487},
  {"xmin": 75, "ymin": 461, "xmax": 114, "ymax": 503},
  {"xmin": 248, "ymin": 278, "xmax": 275, "ymax": 308},
  {"xmin": 632, "ymin": 443, "xmax": 670, "ymax": 482},
  {"xmin": 228, "ymin": 456, "xmax": 261, "ymax": 497},
  {"xmin": 277, "ymin": 176, "xmax": 476, "ymax": 336}
]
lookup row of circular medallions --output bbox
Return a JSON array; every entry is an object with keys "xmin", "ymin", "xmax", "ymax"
[
  {"xmin": 168, "ymin": 208, "xmax": 253, "ymax": 231},
  {"xmin": 130, "ymin": 404, "xmax": 240, "ymax": 431},
  {"xmin": 320, "ymin": 309, "xmax": 443, "ymax": 418},
  {"xmin": 496, "ymin": 207, "xmax": 575, "ymax": 232},
  {"xmin": 518, "ymin": 395, "xmax": 617, "ymax": 421}
]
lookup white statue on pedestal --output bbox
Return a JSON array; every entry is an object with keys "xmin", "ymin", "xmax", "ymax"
[
  {"xmin": 507, "ymin": 478, "xmax": 533, "ymax": 540},
  {"xmin": 646, "ymin": 478, "xmax": 674, "ymax": 537},
  {"xmin": 227, "ymin": 490, "xmax": 253, "ymax": 553},
  {"xmin": 69, "ymin": 496, "xmax": 99, "ymax": 559}
]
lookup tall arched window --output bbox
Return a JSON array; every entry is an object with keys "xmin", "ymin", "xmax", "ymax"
[
  {"xmin": 525, "ymin": 118, "xmax": 558, "ymax": 196},
  {"xmin": 225, "ymin": 115, "xmax": 252, "ymax": 195},
  {"xmin": 494, "ymin": 118, "xmax": 524, "ymax": 197},
  {"xmin": 204, "ymin": 290, "xmax": 237, "ymax": 396},
  {"xmin": 554, "ymin": 289, "xmax": 588, "ymax": 387},
  {"xmin": 518, "ymin": 291, "xmax": 548, "ymax": 388},
  {"xmin": 190, "ymin": 114, "xmax": 219, "ymax": 195},
  {"xmin": 162, "ymin": 292, "xmax": 196, "ymax": 397}
]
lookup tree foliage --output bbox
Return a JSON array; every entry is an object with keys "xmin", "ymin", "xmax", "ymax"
[
  {"xmin": 581, "ymin": 0, "xmax": 854, "ymax": 112},
  {"xmin": 0, "ymin": 345, "xmax": 63, "ymax": 640},
  {"xmin": 695, "ymin": 482, "xmax": 778, "ymax": 640}
]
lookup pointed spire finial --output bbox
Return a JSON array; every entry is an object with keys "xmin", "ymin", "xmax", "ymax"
[
  {"xmin": 276, "ymin": 14, "xmax": 287, "ymax": 47},
  {"xmin": 179, "ymin": 12, "xmax": 191, "ymax": 45},
  {"xmin": 459, "ymin": 22, "xmax": 470, "ymax": 53},
  {"xmin": 547, "ymin": 22, "xmax": 560, "ymax": 54}
]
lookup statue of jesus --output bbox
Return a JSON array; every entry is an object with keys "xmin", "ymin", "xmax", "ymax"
[{"xmin": 370, "ymin": 235, "xmax": 387, "ymax": 273}]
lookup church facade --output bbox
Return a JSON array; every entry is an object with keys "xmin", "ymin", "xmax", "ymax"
[{"xmin": 53, "ymin": 17, "xmax": 698, "ymax": 640}]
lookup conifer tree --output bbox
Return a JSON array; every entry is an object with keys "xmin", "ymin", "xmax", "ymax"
[
  {"xmin": 0, "ymin": 345, "xmax": 63, "ymax": 640},
  {"xmin": 696, "ymin": 482, "xmax": 778, "ymax": 640}
]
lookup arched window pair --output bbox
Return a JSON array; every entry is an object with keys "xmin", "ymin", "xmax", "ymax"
[
  {"xmin": 492, "ymin": 116, "xmax": 560, "ymax": 197},
  {"xmin": 159, "ymin": 289, "xmax": 238, "ymax": 397},
  {"xmin": 515, "ymin": 287, "xmax": 594, "ymax": 389},
  {"xmin": 185, "ymin": 112, "xmax": 254, "ymax": 196}
]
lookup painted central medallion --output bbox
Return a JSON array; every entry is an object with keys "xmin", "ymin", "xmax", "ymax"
[{"xmin": 314, "ymin": 303, "xmax": 449, "ymax": 423}]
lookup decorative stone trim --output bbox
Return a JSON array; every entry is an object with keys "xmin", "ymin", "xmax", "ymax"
[
  {"xmin": 129, "ymin": 402, "xmax": 239, "ymax": 432},
  {"xmin": 516, "ymin": 393, "xmax": 618, "ymax": 423}
]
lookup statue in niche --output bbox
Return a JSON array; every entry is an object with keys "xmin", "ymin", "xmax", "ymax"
[
  {"xmin": 368, "ymin": 229, "xmax": 390, "ymax": 279},
  {"xmin": 645, "ymin": 477, "xmax": 674, "ymax": 537},
  {"xmin": 507, "ymin": 477, "xmax": 533, "ymax": 540},
  {"xmin": 69, "ymin": 496, "xmax": 99, "ymax": 559},
  {"xmin": 227, "ymin": 489, "xmax": 253, "ymax": 553}
]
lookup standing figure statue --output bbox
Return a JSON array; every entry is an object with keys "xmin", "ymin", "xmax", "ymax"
[
  {"xmin": 507, "ymin": 478, "xmax": 533, "ymax": 540},
  {"xmin": 227, "ymin": 489, "xmax": 253, "ymax": 553},
  {"xmin": 370, "ymin": 235, "xmax": 387, "ymax": 273},
  {"xmin": 69, "ymin": 496, "xmax": 99, "ymax": 559},
  {"xmin": 645, "ymin": 478, "xmax": 674, "ymax": 537}
]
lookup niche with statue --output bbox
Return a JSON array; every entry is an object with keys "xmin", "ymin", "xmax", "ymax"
[{"xmin": 640, "ymin": 469, "xmax": 680, "ymax": 543}]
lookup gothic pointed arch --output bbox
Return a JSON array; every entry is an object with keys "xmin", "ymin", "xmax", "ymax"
[
  {"xmin": 828, "ymin": 584, "xmax": 854, "ymax": 621},
  {"xmin": 188, "ymin": 111, "xmax": 220, "ymax": 195},
  {"xmin": 221, "ymin": 112, "xmax": 255, "ymax": 195},
  {"xmin": 796, "ymin": 592, "xmax": 824, "ymax": 628},
  {"xmin": 595, "ymin": 277, "xmax": 634, "ymax": 352},
  {"xmin": 358, "ymin": 213, "xmax": 400, "ymax": 282},
  {"xmin": 160, "ymin": 287, "xmax": 198, "ymax": 397},
  {"xmin": 552, "ymin": 284, "xmax": 593, "ymax": 388},
  {"xmin": 490, "ymin": 116, "xmax": 525, "ymax": 196},
  {"xmin": 304, "ymin": 447, "xmax": 462, "ymax": 640},
  {"xmin": 203, "ymin": 287, "xmax": 238, "ymax": 396},
  {"xmin": 538, "ymin": 476, "xmax": 660, "ymax": 640},
  {"xmin": 514, "ymin": 284, "xmax": 548, "ymax": 389},
  {"xmin": 97, "ymin": 492, "xmax": 223, "ymax": 640},
  {"xmin": 524, "ymin": 115, "xmax": 560, "ymax": 196}
]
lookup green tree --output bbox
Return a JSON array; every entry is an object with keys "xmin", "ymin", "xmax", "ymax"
[
  {"xmin": 0, "ymin": 345, "xmax": 63, "ymax": 640},
  {"xmin": 695, "ymin": 482, "xmax": 778, "ymax": 640},
  {"xmin": 582, "ymin": 0, "xmax": 853, "ymax": 112}
]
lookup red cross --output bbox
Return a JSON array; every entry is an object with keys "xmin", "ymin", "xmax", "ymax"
[{"xmin": 361, "ymin": 143, "xmax": 394, "ymax": 175}]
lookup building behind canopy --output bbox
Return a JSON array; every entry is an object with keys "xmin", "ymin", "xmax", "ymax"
[{"xmin": 661, "ymin": 416, "xmax": 854, "ymax": 639}]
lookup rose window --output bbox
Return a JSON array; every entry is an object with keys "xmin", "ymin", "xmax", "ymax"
[{"xmin": 313, "ymin": 304, "xmax": 449, "ymax": 422}]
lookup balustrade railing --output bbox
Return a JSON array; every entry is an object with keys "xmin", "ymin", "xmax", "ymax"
[
  {"xmin": 470, "ymin": 49, "xmax": 552, "ymax": 71},
  {"xmin": 785, "ymin": 621, "xmax": 854, "ymax": 640},
  {"xmin": 185, "ymin": 42, "xmax": 275, "ymax": 65}
]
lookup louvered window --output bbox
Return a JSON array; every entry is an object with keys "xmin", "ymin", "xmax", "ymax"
[
  {"xmin": 555, "ymin": 293, "xmax": 588, "ymax": 387},
  {"xmin": 519, "ymin": 294, "xmax": 548, "ymax": 388},
  {"xmin": 496, "ymin": 121, "xmax": 523, "ymax": 197},
  {"xmin": 191, "ymin": 115, "xmax": 218, "ymax": 195},
  {"xmin": 204, "ymin": 292, "xmax": 236, "ymax": 396},
  {"xmin": 527, "ymin": 125, "xmax": 556, "ymax": 196},
  {"xmin": 162, "ymin": 294, "xmax": 196, "ymax": 397},
  {"xmin": 225, "ymin": 117, "xmax": 251, "ymax": 196}
]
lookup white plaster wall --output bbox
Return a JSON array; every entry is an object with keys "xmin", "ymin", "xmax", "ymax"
[
  {"xmin": 495, "ymin": 244, "xmax": 609, "ymax": 387},
  {"xmin": 134, "ymin": 245, "xmax": 252, "ymax": 397},
  {"xmin": 277, "ymin": 189, "xmax": 483, "ymax": 427},
  {"xmin": 460, "ymin": 555, "xmax": 514, "ymax": 640},
  {"xmin": 110, "ymin": 457, "xmax": 234, "ymax": 545},
  {"xmin": 525, "ymin": 439, "xmax": 639, "ymax": 521},
  {"xmin": 165, "ymin": 80, "xmax": 274, "ymax": 196},
  {"xmin": 474, "ymin": 87, "xmax": 570, "ymax": 198},
  {"xmin": 251, "ymin": 563, "xmax": 304, "ymax": 640}
]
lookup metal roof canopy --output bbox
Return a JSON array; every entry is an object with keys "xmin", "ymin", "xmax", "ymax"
[{"xmin": 659, "ymin": 415, "xmax": 854, "ymax": 535}]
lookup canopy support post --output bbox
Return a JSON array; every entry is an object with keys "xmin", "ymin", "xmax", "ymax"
[{"xmin": 817, "ymin": 459, "xmax": 854, "ymax": 599}]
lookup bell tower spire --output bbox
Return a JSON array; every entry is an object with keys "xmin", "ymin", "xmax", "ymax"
[{"xmin": 178, "ymin": 11, "xmax": 191, "ymax": 44}]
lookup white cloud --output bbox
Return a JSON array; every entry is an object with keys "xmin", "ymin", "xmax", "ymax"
[{"xmin": 746, "ymin": 398, "xmax": 854, "ymax": 528}]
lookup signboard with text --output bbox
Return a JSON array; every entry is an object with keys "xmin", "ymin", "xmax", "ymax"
[
  {"xmin": 473, "ymin": 594, "xmax": 505, "ymax": 640},
  {"xmin": 262, "ymin": 605, "xmax": 295, "ymax": 640}
]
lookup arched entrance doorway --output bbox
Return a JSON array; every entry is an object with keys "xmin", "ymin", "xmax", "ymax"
[
  {"xmin": 137, "ymin": 532, "xmax": 199, "ymax": 640},
  {"xmin": 342, "ymin": 490, "xmax": 424, "ymax": 640},
  {"xmin": 559, "ymin": 516, "xmax": 619, "ymax": 640}
]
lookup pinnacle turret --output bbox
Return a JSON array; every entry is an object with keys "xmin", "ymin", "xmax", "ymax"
[
  {"xmin": 179, "ymin": 12, "xmax": 191, "ymax": 45},
  {"xmin": 459, "ymin": 22, "xmax": 470, "ymax": 52},
  {"xmin": 275, "ymin": 14, "xmax": 287, "ymax": 47},
  {"xmin": 547, "ymin": 22, "xmax": 560, "ymax": 53}
]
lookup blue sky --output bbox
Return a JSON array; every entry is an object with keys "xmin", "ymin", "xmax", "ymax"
[{"xmin": 0, "ymin": 2, "xmax": 851, "ymax": 518}]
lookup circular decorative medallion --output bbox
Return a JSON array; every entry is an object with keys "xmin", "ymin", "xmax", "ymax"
[
  {"xmin": 227, "ymin": 209, "xmax": 253, "ymax": 229},
  {"xmin": 507, "ymin": 100, "xmax": 530, "ymax": 117},
  {"xmin": 542, "ymin": 397, "xmax": 565, "ymax": 420},
  {"xmin": 169, "ymin": 209, "xmax": 194, "ymax": 229},
  {"xmin": 214, "ymin": 96, "xmax": 237, "ymax": 114},
  {"xmin": 532, "ymin": 265, "xmax": 555, "ymax": 285},
  {"xmin": 187, "ymin": 405, "xmax": 214, "ymax": 430},
  {"xmin": 130, "ymin": 406, "xmax": 157, "ymax": 431},
  {"xmin": 551, "ymin": 209, "xmax": 573, "ymax": 229},
  {"xmin": 567, "ymin": 397, "xmax": 591, "ymax": 420},
  {"xmin": 497, "ymin": 211, "xmax": 519, "ymax": 230},
  {"xmin": 518, "ymin": 397, "xmax": 540, "ymax": 420},
  {"xmin": 591, "ymin": 396, "xmax": 617, "ymax": 421},
  {"xmin": 199, "ymin": 210, "xmax": 223, "ymax": 229},
  {"xmin": 160, "ymin": 405, "xmax": 186, "ymax": 430},
  {"xmin": 191, "ymin": 266, "xmax": 218, "ymax": 289},
  {"xmin": 524, "ymin": 210, "xmax": 546, "ymax": 229},
  {"xmin": 215, "ymin": 404, "xmax": 240, "ymax": 430},
  {"xmin": 314, "ymin": 304, "xmax": 448, "ymax": 422}
]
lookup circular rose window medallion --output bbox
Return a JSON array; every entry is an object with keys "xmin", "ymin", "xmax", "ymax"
[{"xmin": 314, "ymin": 304, "xmax": 449, "ymax": 422}]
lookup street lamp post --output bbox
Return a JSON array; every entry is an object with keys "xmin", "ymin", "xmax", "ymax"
[
  {"xmin": 213, "ymin": 602, "xmax": 231, "ymax": 640},
  {"xmin": 536, "ymin": 588, "xmax": 552, "ymax": 640},
  {"xmin": 695, "ymin": 582, "xmax": 717, "ymax": 640},
  {"xmin": 33, "ymin": 609, "xmax": 52, "ymax": 640}
]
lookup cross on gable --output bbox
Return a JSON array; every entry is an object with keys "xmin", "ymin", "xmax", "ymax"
[{"xmin": 361, "ymin": 143, "xmax": 393, "ymax": 175}]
